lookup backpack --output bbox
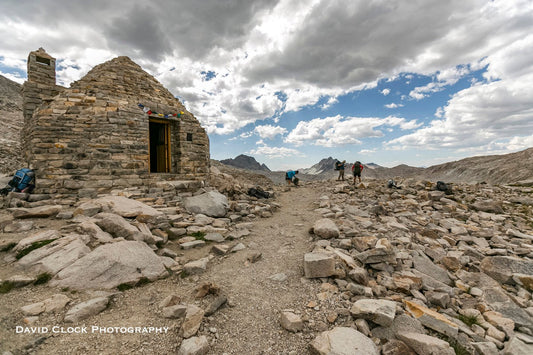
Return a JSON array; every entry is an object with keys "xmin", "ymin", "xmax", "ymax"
[
  {"xmin": 8, "ymin": 168, "xmax": 36, "ymax": 193},
  {"xmin": 352, "ymin": 161, "xmax": 361, "ymax": 174},
  {"xmin": 436, "ymin": 181, "xmax": 452, "ymax": 195},
  {"xmin": 247, "ymin": 187, "xmax": 270, "ymax": 199},
  {"xmin": 334, "ymin": 161, "xmax": 341, "ymax": 170}
]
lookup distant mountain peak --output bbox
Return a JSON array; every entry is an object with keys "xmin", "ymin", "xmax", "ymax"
[{"xmin": 220, "ymin": 154, "xmax": 271, "ymax": 171}]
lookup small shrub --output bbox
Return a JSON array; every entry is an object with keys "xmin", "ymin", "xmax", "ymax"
[
  {"xmin": 34, "ymin": 272, "xmax": 52, "ymax": 285},
  {"xmin": 117, "ymin": 283, "xmax": 134, "ymax": 292},
  {"xmin": 0, "ymin": 242, "xmax": 17, "ymax": 252},
  {"xmin": 0, "ymin": 281, "xmax": 15, "ymax": 294},
  {"xmin": 136, "ymin": 277, "xmax": 151, "ymax": 287},
  {"xmin": 117, "ymin": 277, "xmax": 151, "ymax": 291},
  {"xmin": 189, "ymin": 231, "xmax": 206, "ymax": 241},
  {"xmin": 16, "ymin": 239, "xmax": 57, "ymax": 259},
  {"xmin": 457, "ymin": 313, "xmax": 480, "ymax": 327}
]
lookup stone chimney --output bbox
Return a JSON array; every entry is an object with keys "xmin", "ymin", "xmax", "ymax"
[
  {"xmin": 22, "ymin": 48, "xmax": 61, "ymax": 164},
  {"xmin": 27, "ymin": 47, "xmax": 56, "ymax": 86}
]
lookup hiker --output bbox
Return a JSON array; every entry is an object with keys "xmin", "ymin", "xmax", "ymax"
[
  {"xmin": 285, "ymin": 170, "xmax": 299, "ymax": 186},
  {"xmin": 335, "ymin": 160, "xmax": 346, "ymax": 181},
  {"xmin": 352, "ymin": 161, "xmax": 363, "ymax": 184}
]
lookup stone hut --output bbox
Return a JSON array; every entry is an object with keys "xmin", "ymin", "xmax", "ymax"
[{"xmin": 22, "ymin": 48, "xmax": 210, "ymax": 198}]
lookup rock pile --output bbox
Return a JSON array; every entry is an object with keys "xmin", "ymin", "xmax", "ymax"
[{"xmin": 299, "ymin": 179, "xmax": 533, "ymax": 354}]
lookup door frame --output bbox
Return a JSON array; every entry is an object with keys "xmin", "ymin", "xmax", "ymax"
[{"xmin": 148, "ymin": 118, "xmax": 171, "ymax": 173}]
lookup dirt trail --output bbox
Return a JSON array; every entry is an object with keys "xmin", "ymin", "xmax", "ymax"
[{"xmin": 205, "ymin": 185, "xmax": 323, "ymax": 354}]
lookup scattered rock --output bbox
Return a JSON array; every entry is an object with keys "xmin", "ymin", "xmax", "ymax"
[
  {"xmin": 309, "ymin": 327, "xmax": 379, "ymax": 355},
  {"xmin": 177, "ymin": 335, "xmax": 209, "ymax": 355},
  {"xmin": 64, "ymin": 296, "xmax": 110, "ymax": 323}
]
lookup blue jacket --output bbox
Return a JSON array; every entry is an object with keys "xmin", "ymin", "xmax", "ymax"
[{"xmin": 286, "ymin": 170, "xmax": 296, "ymax": 179}]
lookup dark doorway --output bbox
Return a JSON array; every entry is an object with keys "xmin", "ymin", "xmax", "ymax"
[{"xmin": 149, "ymin": 120, "xmax": 170, "ymax": 173}]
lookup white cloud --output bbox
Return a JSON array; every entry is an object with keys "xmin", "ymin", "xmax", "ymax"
[
  {"xmin": 249, "ymin": 145, "xmax": 303, "ymax": 158},
  {"xmin": 285, "ymin": 115, "xmax": 421, "ymax": 147},
  {"xmin": 385, "ymin": 103, "xmax": 404, "ymax": 109},
  {"xmin": 254, "ymin": 124, "xmax": 287, "ymax": 139},
  {"xmin": 381, "ymin": 88, "xmax": 390, "ymax": 96},
  {"xmin": 409, "ymin": 65, "xmax": 471, "ymax": 100},
  {"xmin": 389, "ymin": 29, "xmax": 533, "ymax": 153},
  {"xmin": 321, "ymin": 96, "xmax": 339, "ymax": 110}
]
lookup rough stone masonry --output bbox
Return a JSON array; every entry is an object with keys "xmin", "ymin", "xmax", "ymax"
[{"xmin": 22, "ymin": 48, "xmax": 210, "ymax": 199}]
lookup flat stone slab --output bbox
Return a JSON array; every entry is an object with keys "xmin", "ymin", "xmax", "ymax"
[
  {"xmin": 397, "ymin": 331, "xmax": 455, "ymax": 355},
  {"xmin": 64, "ymin": 296, "xmax": 110, "ymax": 323},
  {"xmin": 181, "ymin": 240, "xmax": 206, "ymax": 249},
  {"xmin": 403, "ymin": 300, "xmax": 458, "ymax": 338},
  {"xmin": 11, "ymin": 205, "xmax": 62, "ymax": 219},
  {"xmin": 13, "ymin": 230, "xmax": 62, "ymax": 253},
  {"xmin": 18, "ymin": 235, "xmax": 91, "ymax": 275},
  {"xmin": 87, "ymin": 196, "xmax": 164, "ymax": 219},
  {"xmin": 51, "ymin": 241, "xmax": 169, "ymax": 290}
]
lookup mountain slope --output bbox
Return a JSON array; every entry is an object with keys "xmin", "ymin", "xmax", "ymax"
[
  {"xmin": 421, "ymin": 148, "xmax": 533, "ymax": 185},
  {"xmin": 0, "ymin": 75, "xmax": 23, "ymax": 175},
  {"xmin": 292, "ymin": 148, "xmax": 533, "ymax": 185}
]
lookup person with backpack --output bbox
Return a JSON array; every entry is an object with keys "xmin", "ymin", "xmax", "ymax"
[
  {"xmin": 285, "ymin": 170, "xmax": 299, "ymax": 186},
  {"xmin": 352, "ymin": 161, "xmax": 363, "ymax": 184},
  {"xmin": 335, "ymin": 160, "xmax": 346, "ymax": 181}
]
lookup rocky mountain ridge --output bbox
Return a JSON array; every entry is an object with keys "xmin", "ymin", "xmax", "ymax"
[{"xmin": 220, "ymin": 154, "xmax": 271, "ymax": 172}]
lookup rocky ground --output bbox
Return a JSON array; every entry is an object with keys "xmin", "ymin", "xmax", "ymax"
[{"xmin": 1, "ymin": 173, "xmax": 533, "ymax": 355}]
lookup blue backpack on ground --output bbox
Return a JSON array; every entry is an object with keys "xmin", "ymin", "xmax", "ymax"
[{"xmin": 2, "ymin": 168, "xmax": 36, "ymax": 195}]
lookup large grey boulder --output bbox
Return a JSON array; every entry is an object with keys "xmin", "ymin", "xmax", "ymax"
[
  {"xmin": 183, "ymin": 191, "xmax": 228, "ymax": 217},
  {"xmin": 309, "ymin": 327, "xmax": 378, "ymax": 355},
  {"xmin": 51, "ymin": 241, "xmax": 169, "ymax": 290}
]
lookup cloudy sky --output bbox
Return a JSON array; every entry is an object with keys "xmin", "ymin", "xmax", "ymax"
[{"xmin": 1, "ymin": 0, "xmax": 532, "ymax": 170}]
